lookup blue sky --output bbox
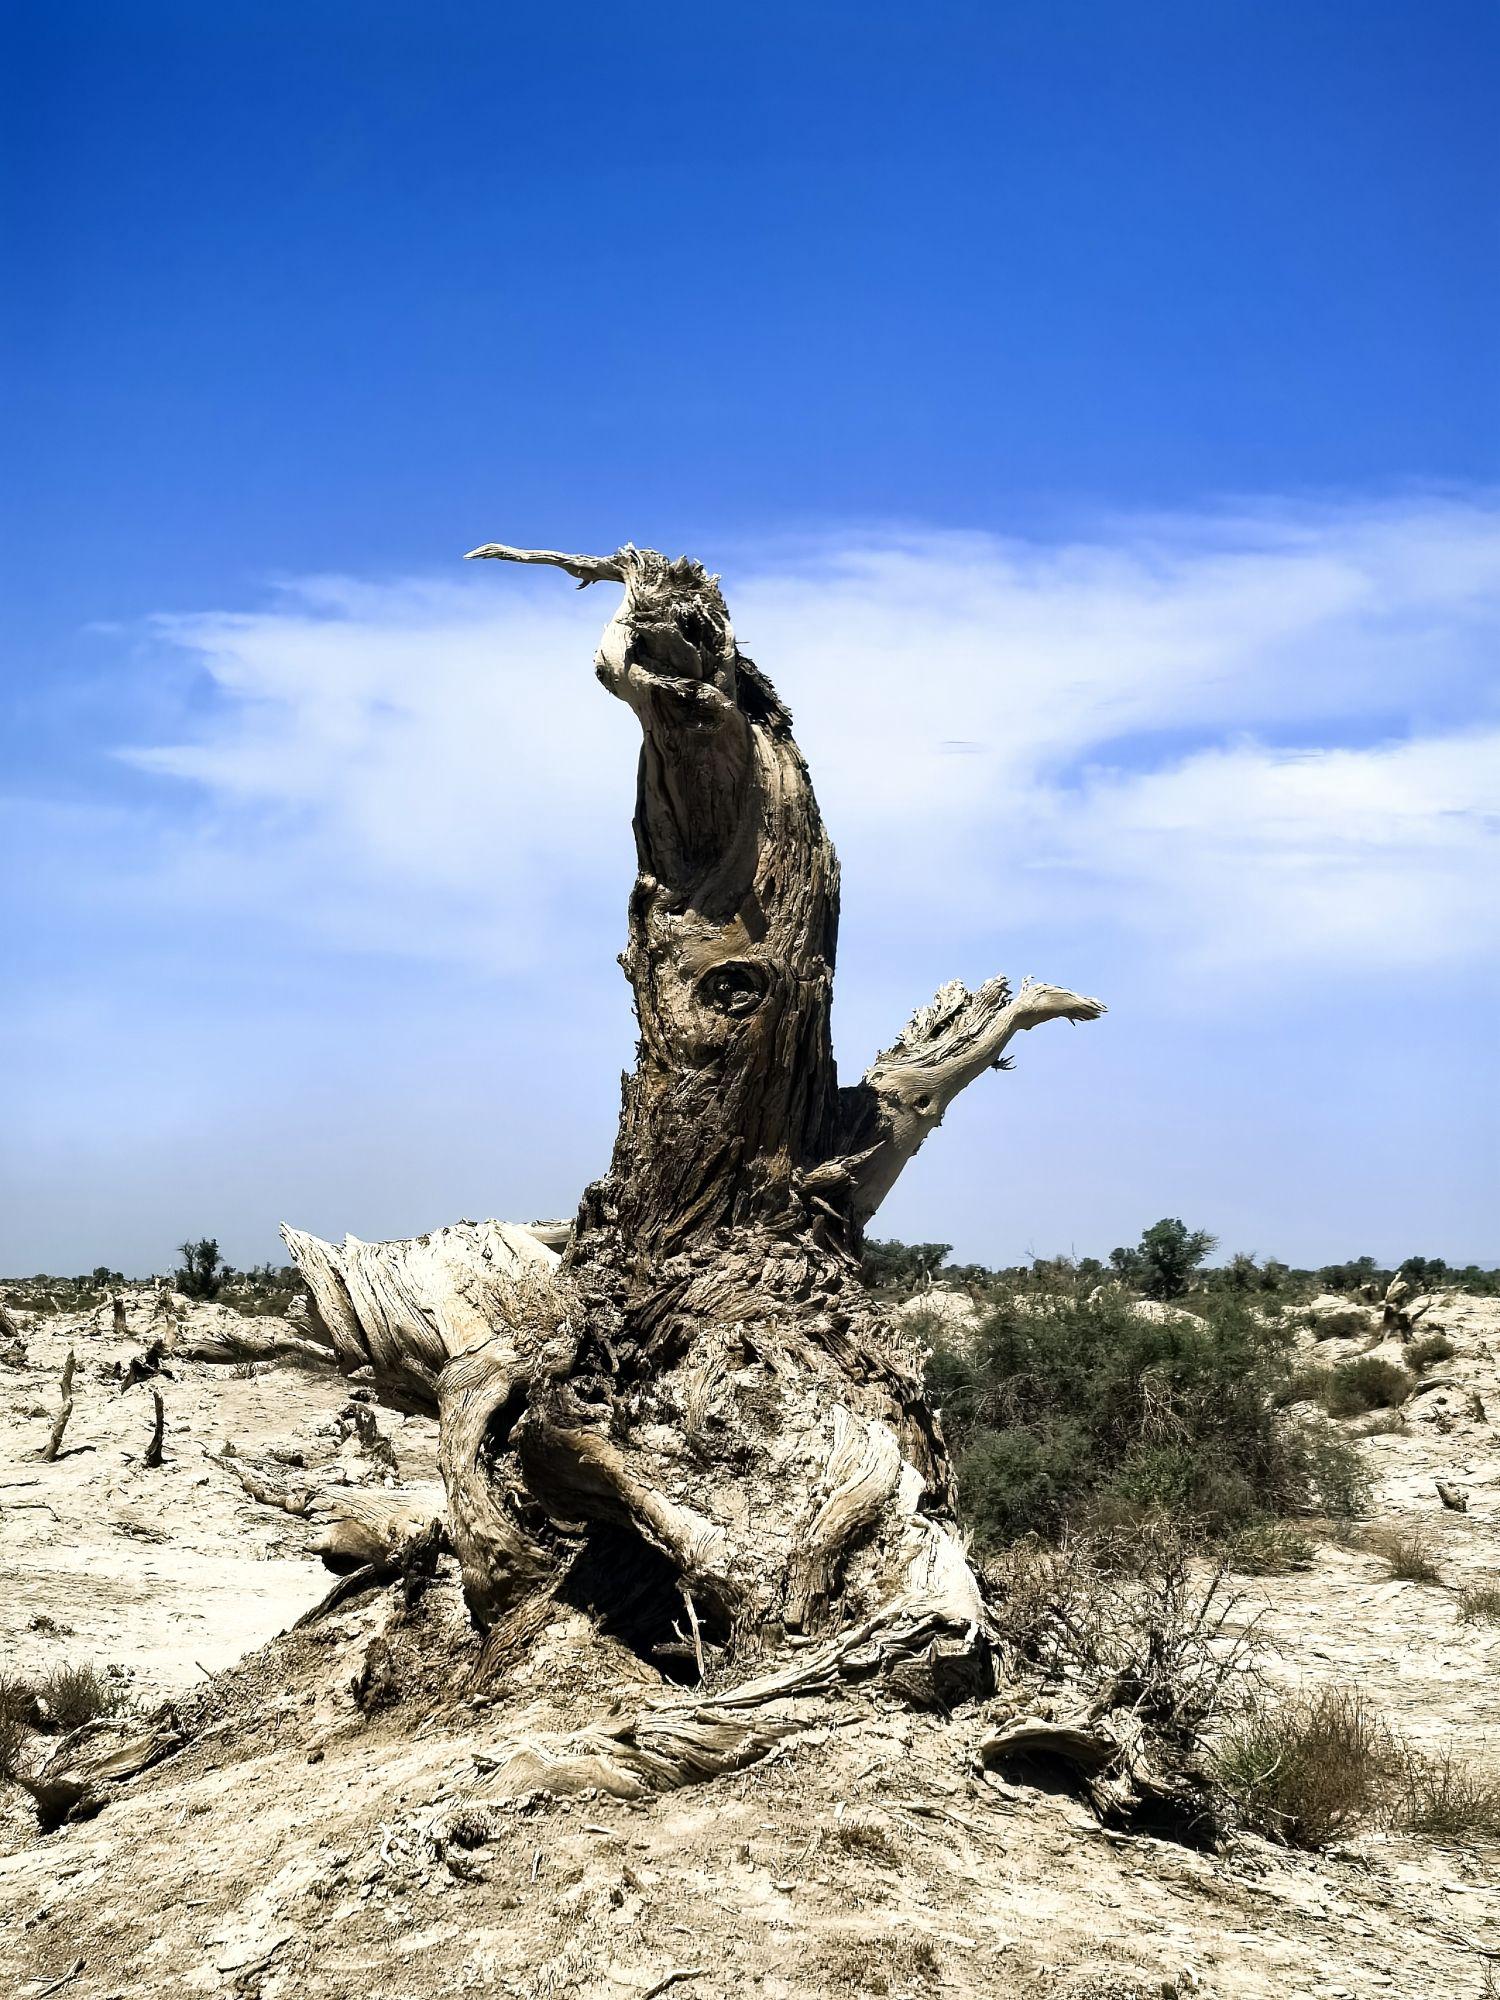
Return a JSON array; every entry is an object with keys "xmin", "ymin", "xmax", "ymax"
[{"xmin": 2, "ymin": 2, "xmax": 1496, "ymax": 1274}]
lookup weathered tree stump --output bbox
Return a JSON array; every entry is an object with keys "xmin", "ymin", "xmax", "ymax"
[
  {"xmin": 144, "ymin": 1389, "xmax": 165, "ymax": 1469},
  {"xmin": 42, "ymin": 1350, "xmax": 76, "ymax": 1463},
  {"xmin": 285, "ymin": 545, "xmax": 1104, "ymax": 1776}
]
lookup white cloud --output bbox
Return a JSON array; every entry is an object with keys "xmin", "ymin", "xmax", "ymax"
[
  {"xmin": 1046, "ymin": 729, "xmax": 1500, "ymax": 969},
  {"xmin": 113, "ymin": 493, "xmax": 1500, "ymax": 983}
]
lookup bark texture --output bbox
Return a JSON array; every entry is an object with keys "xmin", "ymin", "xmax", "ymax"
[{"xmin": 285, "ymin": 543, "xmax": 1103, "ymax": 1748}]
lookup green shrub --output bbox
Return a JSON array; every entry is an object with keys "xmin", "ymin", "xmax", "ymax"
[
  {"xmin": 1289, "ymin": 1423, "xmax": 1373, "ymax": 1520},
  {"xmin": 1225, "ymin": 1521, "xmax": 1316, "ymax": 1575},
  {"xmin": 1308, "ymin": 1307, "xmax": 1372, "ymax": 1340},
  {"xmin": 1277, "ymin": 1364, "xmax": 1332, "ymax": 1406},
  {"xmin": 1318, "ymin": 1257, "xmax": 1388, "ymax": 1294},
  {"xmin": 1107, "ymin": 1218, "xmax": 1217, "ymax": 1301},
  {"xmin": 1407, "ymin": 1332, "xmax": 1456, "ymax": 1370},
  {"xmin": 1213, "ymin": 1688, "xmax": 1398, "ymax": 1848},
  {"xmin": 930, "ymin": 1287, "xmax": 1360, "ymax": 1547},
  {"xmin": 860, "ymin": 1239, "xmax": 953, "ymax": 1295},
  {"xmin": 174, "ymin": 1238, "xmax": 225, "ymax": 1301},
  {"xmin": 952, "ymin": 1424, "xmax": 1090, "ymax": 1544},
  {"xmin": 1457, "ymin": 1585, "xmax": 1500, "ymax": 1625},
  {"xmin": 1320, "ymin": 1357, "xmax": 1414, "ymax": 1417}
]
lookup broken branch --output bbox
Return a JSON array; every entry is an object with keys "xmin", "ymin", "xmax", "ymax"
[{"xmin": 839, "ymin": 975, "xmax": 1105, "ymax": 1222}]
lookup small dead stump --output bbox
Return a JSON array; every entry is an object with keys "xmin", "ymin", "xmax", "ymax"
[
  {"xmin": 118, "ymin": 1337, "xmax": 169, "ymax": 1391},
  {"xmin": 144, "ymin": 1389, "xmax": 166, "ymax": 1469},
  {"xmin": 42, "ymin": 1350, "xmax": 77, "ymax": 1462}
]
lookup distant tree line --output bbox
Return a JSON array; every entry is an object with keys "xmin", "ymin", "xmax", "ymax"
[{"xmin": 861, "ymin": 1224, "xmax": 1500, "ymax": 1302}]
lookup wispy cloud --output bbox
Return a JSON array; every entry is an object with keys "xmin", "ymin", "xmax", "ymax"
[{"xmin": 111, "ymin": 492, "xmax": 1500, "ymax": 985}]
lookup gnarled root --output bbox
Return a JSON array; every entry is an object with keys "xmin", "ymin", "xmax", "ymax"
[
  {"xmin": 472, "ymin": 1594, "xmax": 988, "ymax": 1803},
  {"xmin": 281, "ymin": 1220, "xmax": 561, "ymax": 1407}
]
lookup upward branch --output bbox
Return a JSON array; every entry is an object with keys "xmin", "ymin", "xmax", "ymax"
[{"xmin": 836, "ymin": 976, "xmax": 1106, "ymax": 1225}]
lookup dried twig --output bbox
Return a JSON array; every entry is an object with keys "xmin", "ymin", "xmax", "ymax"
[
  {"xmin": 27, "ymin": 1958, "xmax": 86, "ymax": 1999},
  {"xmin": 644, "ymin": 1970, "xmax": 708, "ymax": 1998},
  {"xmin": 679, "ymin": 1585, "xmax": 707, "ymax": 1683}
]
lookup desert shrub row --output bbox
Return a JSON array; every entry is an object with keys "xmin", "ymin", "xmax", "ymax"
[{"xmin": 926, "ymin": 1285, "xmax": 1370, "ymax": 1547}]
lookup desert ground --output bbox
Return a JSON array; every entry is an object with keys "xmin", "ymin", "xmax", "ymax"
[{"xmin": 2, "ymin": 1284, "xmax": 1497, "ymax": 2000}]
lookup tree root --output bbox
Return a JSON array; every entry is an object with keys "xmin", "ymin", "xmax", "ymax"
[
  {"xmin": 22, "ymin": 1713, "xmax": 186, "ymax": 1832},
  {"xmin": 295, "ymin": 1518, "xmax": 447, "ymax": 1628},
  {"xmin": 469, "ymin": 1599, "xmax": 989, "ymax": 1802},
  {"xmin": 214, "ymin": 1453, "xmax": 312, "ymax": 1516}
]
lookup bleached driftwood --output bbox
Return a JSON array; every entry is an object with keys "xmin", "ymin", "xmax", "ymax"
[
  {"xmin": 310, "ymin": 1485, "xmax": 447, "ymax": 1570},
  {"xmin": 214, "ymin": 1449, "xmax": 445, "ymax": 1568},
  {"xmin": 283, "ymin": 543, "xmax": 1104, "ymax": 1784},
  {"xmin": 165, "ymin": 1303, "xmax": 336, "ymax": 1372}
]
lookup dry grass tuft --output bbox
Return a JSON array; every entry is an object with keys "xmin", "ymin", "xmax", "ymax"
[
  {"xmin": 1224, "ymin": 1520, "xmax": 1315, "ymax": 1575},
  {"xmin": 829, "ymin": 1814, "xmax": 903, "ymax": 1868},
  {"xmin": 1458, "ymin": 1584, "xmax": 1500, "ymax": 1625},
  {"xmin": 1359, "ymin": 1525, "xmax": 1443, "ymax": 1583},
  {"xmin": 0, "ymin": 1673, "xmax": 37, "ymax": 1782},
  {"xmin": 35, "ymin": 1660, "xmax": 136, "ymax": 1731},
  {"xmin": 1216, "ymin": 1688, "xmax": 1500, "ymax": 1850},
  {"xmin": 1392, "ymin": 1750, "xmax": 1500, "ymax": 1841},
  {"xmin": 1308, "ymin": 1307, "xmax": 1375, "ymax": 1340},
  {"xmin": 1319, "ymin": 1357, "xmax": 1415, "ymax": 1417},
  {"xmin": 1406, "ymin": 1331, "xmax": 1457, "ymax": 1370},
  {"xmin": 1213, "ymin": 1688, "xmax": 1397, "ymax": 1848}
]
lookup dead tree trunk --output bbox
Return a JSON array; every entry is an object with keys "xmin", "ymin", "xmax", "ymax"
[
  {"xmin": 42, "ymin": 1349, "xmax": 77, "ymax": 1463},
  {"xmin": 144, "ymin": 1389, "xmax": 165, "ymax": 1469},
  {"xmin": 284, "ymin": 544, "xmax": 1102, "ymax": 1759}
]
